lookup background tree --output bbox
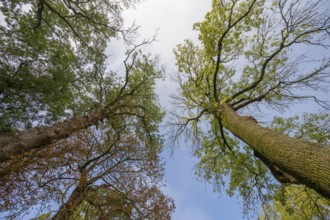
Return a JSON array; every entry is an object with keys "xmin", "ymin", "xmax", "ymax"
[
  {"xmin": 0, "ymin": 0, "xmax": 166, "ymax": 165},
  {"xmin": 170, "ymin": 0, "xmax": 330, "ymax": 215},
  {"xmin": 0, "ymin": 35, "xmax": 165, "ymax": 168},
  {"xmin": 0, "ymin": 38, "xmax": 164, "ymax": 167},
  {"xmin": 0, "ymin": 0, "xmax": 148, "ymax": 162},
  {"xmin": 0, "ymin": 118, "xmax": 174, "ymax": 219},
  {"xmin": 0, "ymin": 0, "xmax": 139, "ymax": 131},
  {"xmin": 0, "ymin": 2, "xmax": 175, "ymax": 219}
]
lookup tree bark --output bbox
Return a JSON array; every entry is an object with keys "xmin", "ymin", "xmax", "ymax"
[
  {"xmin": 0, "ymin": 109, "xmax": 106, "ymax": 163},
  {"xmin": 220, "ymin": 103, "xmax": 330, "ymax": 199},
  {"xmin": 52, "ymin": 184, "xmax": 88, "ymax": 220}
]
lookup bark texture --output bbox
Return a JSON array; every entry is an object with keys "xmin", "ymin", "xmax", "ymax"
[
  {"xmin": 0, "ymin": 109, "xmax": 106, "ymax": 163},
  {"xmin": 52, "ymin": 183, "xmax": 89, "ymax": 220},
  {"xmin": 220, "ymin": 103, "xmax": 330, "ymax": 199}
]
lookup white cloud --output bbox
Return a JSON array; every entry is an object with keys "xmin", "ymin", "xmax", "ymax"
[{"xmin": 121, "ymin": 0, "xmax": 211, "ymax": 107}]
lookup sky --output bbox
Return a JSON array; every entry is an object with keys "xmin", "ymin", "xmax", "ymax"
[{"xmin": 117, "ymin": 0, "xmax": 247, "ymax": 219}]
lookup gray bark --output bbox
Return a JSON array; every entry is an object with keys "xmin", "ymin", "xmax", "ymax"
[{"xmin": 0, "ymin": 109, "xmax": 106, "ymax": 163}]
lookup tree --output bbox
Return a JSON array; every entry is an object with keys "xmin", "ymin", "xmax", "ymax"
[
  {"xmin": 0, "ymin": 1, "xmax": 174, "ymax": 219},
  {"xmin": 0, "ymin": 40, "xmax": 167, "ymax": 177},
  {"xmin": 0, "ymin": 45, "xmax": 174, "ymax": 217},
  {"xmin": 0, "ymin": 125, "xmax": 174, "ymax": 219},
  {"xmin": 0, "ymin": 1, "xmax": 144, "ymax": 162},
  {"xmin": 0, "ymin": 44, "xmax": 165, "ymax": 166},
  {"xmin": 0, "ymin": 41, "xmax": 164, "ymax": 171},
  {"xmin": 0, "ymin": 0, "xmax": 138, "ymax": 131},
  {"xmin": 171, "ymin": 0, "xmax": 330, "ymax": 212},
  {"xmin": 1, "ymin": 0, "xmax": 139, "ymax": 46}
]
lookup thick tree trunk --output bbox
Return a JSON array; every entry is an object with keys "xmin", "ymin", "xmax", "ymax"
[
  {"xmin": 0, "ymin": 109, "xmax": 106, "ymax": 163},
  {"xmin": 220, "ymin": 103, "xmax": 330, "ymax": 199}
]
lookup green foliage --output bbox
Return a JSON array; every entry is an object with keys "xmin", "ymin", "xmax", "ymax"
[
  {"xmin": 172, "ymin": 0, "xmax": 330, "ymax": 217},
  {"xmin": 0, "ymin": 12, "xmax": 76, "ymax": 129},
  {"xmin": 32, "ymin": 212, "xmax": 51, "ymax": 220},
  {"xmin": 259, "ymin": 185, "xmax": 330, "ymax": 220},
  {"xmin": 0, "ymin": 0, "xmax": 142, "ymax": 130},
  {"xmin": 0, "ymin": 51, "xmax": 169, "ymax": 216},
  {"xmin": 0, "ymin": 1, "xmax": 109, "ymax": 129},
  {"xmin": 271, "ymin": 113, "xmax": 330, "ymax": 144},
  {"xmin": 1, "ymin": 0, "xmax": 134, "ymax": 45},
  {"xmin": 193, "ymin": 0, "xmax": 264, "ymax": 59},
  {"xmin": 174, "ymin": 0, "xmax": 330, "ymax": 113}
]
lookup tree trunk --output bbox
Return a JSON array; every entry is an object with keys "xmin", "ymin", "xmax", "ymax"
[
  {"xmin": 0, "ymin": 109, "xmax": 106, "ymax": 163},
  {"xmin": 220, "ymin": 103, "xmax": 330, "ymax": 199},
  {"xmin": 52, "ymin": 184, "xmax": 88, "ymax": 220}
]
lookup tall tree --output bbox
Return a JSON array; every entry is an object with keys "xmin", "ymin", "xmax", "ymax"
[
  {"xmin": 0, "ymin": 124, "xmax": 174, "ymax": 219},
  {"xmin": 0, "ymin": 44, "xmax": 165, "ymax": 174},
  {"xmin": 0, "ymin": 43, "xmax": 164, "ymax": 165},
  {"xmin": 0, "ymin": 1, "xmax": 174, "ymax": 219},
  {"xmin": 171, "ymin": 0, "xmax": 330, "ymax": 211},
  {"xmin": 0, "ymin": 0, "xmax": 164, "ymax": 165}
]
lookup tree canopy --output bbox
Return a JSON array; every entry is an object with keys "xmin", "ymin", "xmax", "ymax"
[
  {"xmin": 0, "ymin": 0, "xmax": 175, "ymax": 219},
  {"xmin": 171, "ymin": 0, "xmax": 330, "ymax": 217},
  {"xmin": 0, "ymin": 0, "xmax": 139, "ymax": 130},
  {"xmin": 1, "ymin": 126, "xmax": 174, "ymax": 219}
]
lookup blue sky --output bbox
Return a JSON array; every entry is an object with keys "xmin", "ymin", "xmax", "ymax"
[
  {"xmin": 120, "ymin": 0, "xmax": 247, "ymax": 219},
  {"xmin": 161, "ymin": 148, "xmax": 244, "ymax": 220}
]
